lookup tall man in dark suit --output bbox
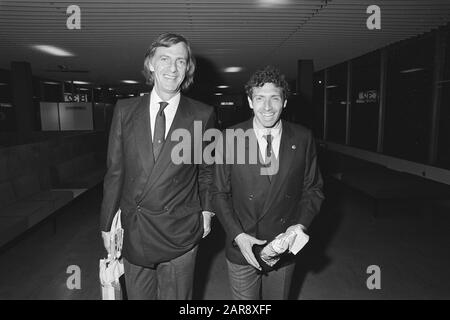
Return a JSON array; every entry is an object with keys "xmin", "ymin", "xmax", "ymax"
[
  {"xmin": 100, "ymin": 33, "xmax": 215, "ymax": 300},
  {"xmin": 212, "ymin": 66, "xmax": 324, "ymax": 299}
]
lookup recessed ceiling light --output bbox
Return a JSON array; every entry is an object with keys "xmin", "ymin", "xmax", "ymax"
[
  {"xmin": 217, "ymin": 85, "xmax": 229, "ymax": 89},
  {"xmin": 32, "ymin": 45, "xmax": 74, "ymax": 57},
  {"xmin": 215, "ymin": 93, "xmax": 223, "ymax": 96},
  {"xmin": 400, "ymin": 68, "xmax": 424, "ymax": 74},
  {"xmin": 259, "ymin": 0, "xmax": 289, "ymax": 7},
  {"xmin": 326, "ymin": 85, "xmax": 338, "ymax": 89},
  {"xmin": 224, "ymin": 67, "xmax": 243, "ymax": 73},
  {"xmin": 122, "ymin": 80, "xmax": 139, "ymax": 84},
  {"xmin": 73, "ymin": 81, "xmax": 90, "ymax": 85}
]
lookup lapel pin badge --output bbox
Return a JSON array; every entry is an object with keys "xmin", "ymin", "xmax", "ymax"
[{"xmin": 292, "ymin": 145, "xmax": 296, "ymax": 150}]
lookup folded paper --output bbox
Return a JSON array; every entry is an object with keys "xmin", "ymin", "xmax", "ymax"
[{"xmin": 259, "ymin": 226, "xmax": 309, "ymax": 267}]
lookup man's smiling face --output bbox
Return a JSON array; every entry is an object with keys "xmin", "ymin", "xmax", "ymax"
[
  {"xmin": 148, "ymin": 42, "xmax": 188, "ymax": 100},
  {"xmin": 248, "ymin": 82, "xmax": 287, "ymax": 128}
]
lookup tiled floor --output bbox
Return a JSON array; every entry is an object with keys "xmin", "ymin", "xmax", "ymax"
[{"xmin": 0, "ymin": 180, "xmax": 449, "ymax": 300}]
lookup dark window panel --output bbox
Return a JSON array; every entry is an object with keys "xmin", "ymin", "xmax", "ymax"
[
  {"xmin": 437, "ymin": 30, "xmax": 450, "ymax": 169},
  {"xmin": 0, "ymin": 69, "xmax": 15, "ymax": 132},
  {"xmin": 327, "ymin": 63, "xmax": 347, "ymax": 144},
  {"xmin": 313, "ymin": 71, "xmax": 324, "ymax": 139},
  {"xmin": 384, "ymin": 34, "xmax": 435, "ymax": 163},
  {"xmin": 41, "ymin": 81, "xmax": 63, "ymax": 102},
  {"xmin": 0, "ymin": 69, "xmax": 12, "ymax": 102},
  {"xmin": 350, "ymin": 51, "xmax": 381, "ymax": 151}
]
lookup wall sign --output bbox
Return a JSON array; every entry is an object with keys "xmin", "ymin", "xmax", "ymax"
[
  {"xmin": 356, "ymin": 90, "xmax": 378, "ymax": 104},
  {"xmin": 64, "ymin": 93, "xmax": 88, "ymax": 102}
]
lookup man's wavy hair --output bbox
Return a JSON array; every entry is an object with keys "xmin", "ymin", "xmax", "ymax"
[
  {"xmin": 245, "ymin": 65, "xmax": 290, "ymax": 100},
  {"xmin": 142, "ymin": 32, "xmax": 196, "ymax": 91}
]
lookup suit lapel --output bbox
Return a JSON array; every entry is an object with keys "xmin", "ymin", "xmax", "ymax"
[
  {"xmin": 132, "ymin": 93, "xmax": 155, "ymax": 176},
  {"xmin": 259, "ymin": 121, "xmax": 297, "ymax": 221},
  {"xmin": 141, "ymin": 95, "xmax": 194, "ymax": 196},
  {"xmin": 238, "ymin": 120, "xmax": 273, "ymax": 222},
  {"xmin": 241, "ymin": 120, "xmax": 265, "ymax": 183}
]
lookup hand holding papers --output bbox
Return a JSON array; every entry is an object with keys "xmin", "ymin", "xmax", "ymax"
[{"xmin": 256, "ymin": 224, "xmax": 309, "ymax": 270}]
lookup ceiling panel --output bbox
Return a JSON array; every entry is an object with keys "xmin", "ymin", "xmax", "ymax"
[{"xmin": 0, "ymin": 0, "xmax": 449, "ymax": 92}]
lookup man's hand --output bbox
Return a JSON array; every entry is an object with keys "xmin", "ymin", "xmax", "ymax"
[
  {"xmin": 202, "ymin": 211, "xmax": 214, "ymax": 238},
  {"xmin": 234, "ymin": 233, "xmax": 267, "ymax": 270},
  {"xmin": 101, "ymin": 231, "xmax": 112, "ymax": 256}
]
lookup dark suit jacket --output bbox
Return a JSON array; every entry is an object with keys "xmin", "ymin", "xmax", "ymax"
[
  {"xmin": 100, "ymin": 93, "xmax": 215, "ymax": 267},
  {"xmin": 211, "ymin": 119, "xmax": 324, "ymax": 265}
]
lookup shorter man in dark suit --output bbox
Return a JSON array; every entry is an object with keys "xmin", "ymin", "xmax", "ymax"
[{"xmin": 211, "ymin": 66, "xmax": 324, "ymax": 299}]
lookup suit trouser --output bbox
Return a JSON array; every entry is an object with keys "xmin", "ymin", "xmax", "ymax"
[
  {"xmin": 226, "ymin": 259, "xmax": 295, "ymax": 300},
  {"xmin": 123, "ymin": 245, "xmax": 198, "ymax": 300}
]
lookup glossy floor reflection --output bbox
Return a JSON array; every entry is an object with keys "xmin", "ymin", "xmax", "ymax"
[{"xmin": 0, "ymin": 180, "xmax": 449, "ymax": 300}]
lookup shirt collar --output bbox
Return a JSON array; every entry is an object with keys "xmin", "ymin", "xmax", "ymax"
[
  {"xmin": 252, "ymin": 117, "xmax": 282, "ymax": 140},
  {"xmin": 150, "ymin": 87, "xmax": 181, "ymax": 109}
]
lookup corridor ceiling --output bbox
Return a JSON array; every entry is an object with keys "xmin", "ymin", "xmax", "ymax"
[{"xmin": 1, "ymin": 0, "xmax": 449, "ymax": 93}]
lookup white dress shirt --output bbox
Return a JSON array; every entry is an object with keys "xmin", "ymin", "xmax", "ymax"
[
  {"xmin": 148, "ymin": 88, "xmax": 215, "ymax": 224},
  {"xmin": 149, "ymin": 88, "xmax": 180, "ymax": 141},
  {"xmin": 253, "ymin": 118, "xmax": 283, "ymax": 162}
]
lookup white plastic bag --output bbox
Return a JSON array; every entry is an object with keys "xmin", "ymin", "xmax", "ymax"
[{"xmin": 99, "ymin": 209, "xmax": 124, "ymax": 300}]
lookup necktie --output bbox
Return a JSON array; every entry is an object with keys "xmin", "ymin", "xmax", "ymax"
[
  {"xmin": 263, "ymin": 134, "xmax": 276, "ymax": 181},
  {"xmin": 264, "ymin": 134, "xmax": 273, "ymax": 160},
  {"xmin": 153, "ymin": 101, "xmax": 168, "ymax": 161}
]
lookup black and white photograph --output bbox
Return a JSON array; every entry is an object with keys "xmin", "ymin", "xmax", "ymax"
[{"xmin": 0, "ymin": 0, "xmax": 450, "ymax": 304}]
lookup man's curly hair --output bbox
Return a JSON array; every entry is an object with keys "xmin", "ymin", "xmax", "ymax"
[{"xmin": 245, "ymin": 66, "xmax": 290, "ymax": 100}]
